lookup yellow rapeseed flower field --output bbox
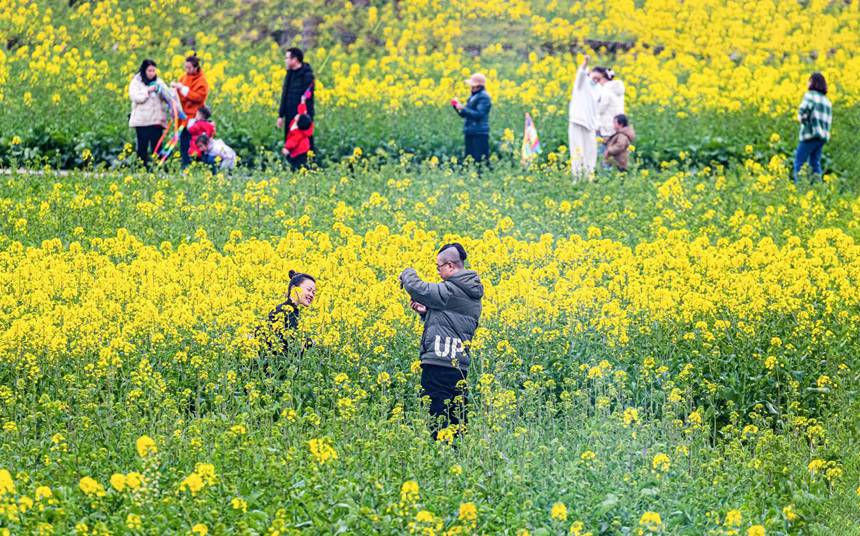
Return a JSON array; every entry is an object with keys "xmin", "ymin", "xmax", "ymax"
[{"xmin": 1, "ymin": 1, "xmax": 860, "ymax": 534}]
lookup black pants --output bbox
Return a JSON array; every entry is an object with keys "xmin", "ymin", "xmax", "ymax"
[
  {"xmin": 287, "ymin": 153, "xmax": 308, "ymax": 170},
  {"xmin": 420, "ymin": 364, "xmax": 468, "ymax": 439},
  {"xmin": 464, "ymin": 133, "xmax": 489, "ymax": 164},
  {"xmin": 135, "ymin": 125, "xmax": 164, "ymax": 167},
  {"xmin": 180, "ymin": 128, "xmax": 191, "ymax": 167}
]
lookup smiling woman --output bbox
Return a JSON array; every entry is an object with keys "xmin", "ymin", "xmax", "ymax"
[{"xmin": 258, "ymin": 269, "xmax": 317, "ymax": 361}]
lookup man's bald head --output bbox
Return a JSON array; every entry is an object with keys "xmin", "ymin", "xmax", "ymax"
[
  {"xmin": 436, "ymin": 242, "xmax": 467, "ymax": 280},
  {"xmin": 438, "ymin": 246, "xmax": 463, "ymax": 268}
]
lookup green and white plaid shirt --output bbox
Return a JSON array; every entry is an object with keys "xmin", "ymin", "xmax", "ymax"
[{"xmin": 798, "ymin": 91, "xmax": 832, "ymax": 142}]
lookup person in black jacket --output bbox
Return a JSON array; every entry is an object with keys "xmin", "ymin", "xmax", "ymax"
[
  {"xmin": 260, "ymin": 270, "xmax": 317, "ymax": 362},
  {"xmin": 277, "ymin": 48, "xmax": 315, "ymax": 152},
  {"xmin": 452, "ymin": 73, "xmax": 492, "ymax": 165}
]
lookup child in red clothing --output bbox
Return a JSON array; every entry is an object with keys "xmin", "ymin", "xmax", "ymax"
[
  {"xmin": 188, "ymin": 105, "xmax": 216, "ymax": 160},
  {"xmin": 282, "ymin": 97, "xmax": 314, "ymax": 170}
]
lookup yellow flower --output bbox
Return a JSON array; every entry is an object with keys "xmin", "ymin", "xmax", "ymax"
[
  {"xmin": 191, "ymin": 523, "xmax": 208, "ymax": 535},
  {"xmin": 307, "ymin": 438, "xmax": 338, "ymax": 465},
  {"xmin": 0, "ymin": 469, "xmax": 14, "ymax": 495},
  {"xmin": 458, "ymin": 501, "xmax": 477, "ymax": 525},
  {"xmin": 551, "ymin": 501, "xmax": 568, "ymax": 522},
  {"xmin": 623, "ymin": 407, "xmax": 639, "ymax": 426},
  {"xmin": 231, "ymin": 497, "xmax": 248, "ymax": 512},
  {"xmin": 34, "ymin": 486, "xmax": 52, "ymax": 501},
  {"xmin": 110, "ymin": 473, "xmax": 127, "ymax": 492},
  {"xmin": 807, "ymin": 459, "xmax": 826, "ymax": 473},
  {"xmin": 136, "ymin": 435, "xmax": 157, "ymax": 458},
  {"xmin": 400, "ymin": 480, "xmax": 420, "ymax": 504},
  {"xmin": 652, "ymin": 453, "xmax": 670, "ymax": 473},
  {"xmin": 125, "ymin": 472, "xmax": 144, "ymax": 490},
  {"xmin": 179, "ymin": 472, "xmax": 205, "ymax": 496},
  {"xmin": 126, "ymin": 514, "xmax": 142, "ymax": 530},
  {"xmin": 747, "ymin": 525, "xmax": 765, "ymax": 536},
  {"xmin": 782, "ymin": 505, "xmax": 797, "ymax": 522},
  {"xmin": 639, "ymin": 511, "xmax": 662, "ymax": 531},
  {"xmin": 725, "ymin": 509, "xmax": 742, "ymax": 526},
  {"xmin": 79, "ymin": 476, "xmax": 106, "ymax": 497}
]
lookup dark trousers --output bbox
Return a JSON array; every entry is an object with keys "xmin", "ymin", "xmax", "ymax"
[
  {"xmin": 793, "ymin": 138, "xmax": 825, "ymax": 182},
  {"xmin": 287, "ymin": 152, "xmax": 308, "ymax": 170},
  {"xmin": 135, "ymin": 125, "xmax": 164, "ymax": 167},
  {"xmin": 420, "ymin": 364, "xmax": 468, "ymax": 439},
  {"xmin": 464, "ymin": 133, "xmax": 489, "ymax": 164},
  {"xmin": 180, "ymin": 128, "xmax": 192, "ymax": 167}
]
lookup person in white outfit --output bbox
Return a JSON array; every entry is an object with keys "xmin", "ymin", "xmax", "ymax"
[
  {"xmin": 568, "ymin": 55, "xmax": 602, "ymax": 180},
  {"xmin": 195, "ymin": 133, "xmax": 237, "ymax": 171},
  {"xmin": 594, "ymin": 67, "xmax": 626, "ymax": 168}
]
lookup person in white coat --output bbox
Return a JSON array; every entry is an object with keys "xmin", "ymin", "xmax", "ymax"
[
  {"xmin": 195, "ymin": 134, "xmax": 237, "ymax": 171},
  {"xmin": 128, "ymin": 59, "xmax": 168, "ymax": 168},
  {"xmin": 568, "ymin": 55, "xmax": 602, "ymax": 180},
  {"xmin": 594, "ymin": 67, "xmax": 625, "ymax": 167}
]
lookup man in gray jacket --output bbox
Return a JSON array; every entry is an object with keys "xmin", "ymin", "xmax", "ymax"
[{"xmin": 400, "ymin": 243, "xmax": 484, "ymax": 440}]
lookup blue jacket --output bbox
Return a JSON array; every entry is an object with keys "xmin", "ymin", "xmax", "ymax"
[{"xmin": 458, "ymin": 88, "xmax": 491, "ymax": 135}]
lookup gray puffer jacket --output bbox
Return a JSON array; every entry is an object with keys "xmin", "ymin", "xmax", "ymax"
[{"xmin": 400, "ymin": 268, "xmax": 484, "ymax": 370}]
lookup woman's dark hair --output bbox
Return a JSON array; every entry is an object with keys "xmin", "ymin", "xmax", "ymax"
[
  {"xmin": 286, "ymin": 47, "xmax": 304, "ymax": 63},
  {"xmin": 592, "ymin": 66, "xmax": 612, "ymax": 80},
  {"xmin": 138, "ymin": 59, "xmax": 157, "ymax": 83},
  {"xmin": 809, "ymin": 72, "xmax": 827, "ymax": 95},
  {"xmin": 196, "ymin": 133, "xmax": 210, "ymax": 147},
  {"xmin": 297, "ymin": 114, "xmax": 312, "ymax": 131},
  {"xmin": 288, "ymin": 270, "xmax": 315, "ymax": 301},
  {"xmin": 186, "ymin": 54, "xmax": 201, "ymax": 72},
  {"xmin": 614, "ymin": 113, "xmax": 629, "ymax": 127},
  {"xmin": 197, "ymin": 105, "xmax": 212, "ymax": 120},
  {"xmin": 438, "ymin": 242, "xmax": 467, "ymax": 262}
]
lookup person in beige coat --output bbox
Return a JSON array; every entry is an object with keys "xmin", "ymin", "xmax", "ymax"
[
  {"xmin": 128, "ymin": 59, "xmax": 168, "ymax": 167},
  {"xmin": 604, "ymin": 114, "xmax": 636, "ymax": 171}
]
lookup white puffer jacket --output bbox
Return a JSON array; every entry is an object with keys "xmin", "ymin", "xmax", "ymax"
[
  {"xmin": 128, "ymin": 74, "xmax": 168, "ymax": 128},
  {"xmin": 597, "ymin": 79, "xmax": 626, "ymax": 137}
]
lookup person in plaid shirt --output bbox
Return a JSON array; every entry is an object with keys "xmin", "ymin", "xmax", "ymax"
[{"xmin": 793, "ymin": 72, "xmax": 832, "ymax": 183}]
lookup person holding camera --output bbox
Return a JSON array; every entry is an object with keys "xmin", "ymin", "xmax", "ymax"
[
  {"xmin": 452, "ymin": 73, "xmax": 492, "ymax": 164},
  {"xmin": 399, "ymin": 243, "xmax": 484, "ymax": 440}
]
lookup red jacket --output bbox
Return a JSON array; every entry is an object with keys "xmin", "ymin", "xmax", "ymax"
[
  {"xmin": 284, "ymin": 102, "xmax": 314, "ymax": 158},
  {"xmin": 188, "ymin": 120, "xmax": 216, "ymax": 158}
]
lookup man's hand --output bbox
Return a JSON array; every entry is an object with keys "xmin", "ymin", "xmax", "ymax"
[
  {"xmin": 410, "ymin": 300, "xmax": 427, "ymax": 314},
  {"xmin": 277, "ymin": 117, "xmax": 284, "ymax": 129}
]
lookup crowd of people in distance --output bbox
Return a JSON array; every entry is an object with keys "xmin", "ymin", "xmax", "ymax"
[{"xmin": 129, "ymin": 47, "xmax": 832, "ymax": 184}]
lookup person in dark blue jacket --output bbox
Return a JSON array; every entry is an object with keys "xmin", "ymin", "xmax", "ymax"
[{"xmin": 453, "ymin": 73, "xmax": 492, "ymax": 164}]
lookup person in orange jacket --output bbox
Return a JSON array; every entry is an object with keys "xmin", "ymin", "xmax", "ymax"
[{"xmin": 171, "ymin": 54, "xmax": 209, "ymax": 167}]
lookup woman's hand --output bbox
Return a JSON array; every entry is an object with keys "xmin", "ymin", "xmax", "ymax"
[
  {"xmin": 410, "ymin": 300, "xmax": 427, "ymax": 314},
  {"xmin": 147, "ymin": 86, "xmax": 158, "ymax": 93}
]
